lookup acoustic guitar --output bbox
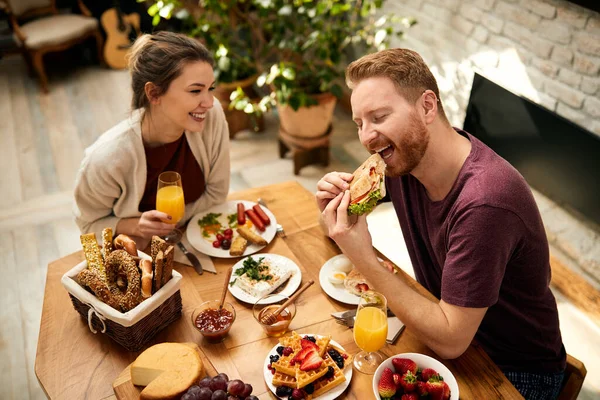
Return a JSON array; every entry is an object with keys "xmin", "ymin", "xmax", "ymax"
[{"xmin": 101, "ymin": 1, "xmax": 141, "ymax": 69}]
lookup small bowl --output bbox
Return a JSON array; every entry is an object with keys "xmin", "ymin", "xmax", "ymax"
[
  {"xmin": 252, "ymin": 294, "xmax": 296, "ymax": 337},
  {"xmin": 191, "ymin": 300, "xmax": 236, "ymax": 343},
  {"xmin": 372, "ymin": 353, "xmax": 459, "ymax": 400}
]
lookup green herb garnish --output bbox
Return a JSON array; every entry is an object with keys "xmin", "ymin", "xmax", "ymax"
[
  {"xmin": 234, "ymin": 256, "xmax": 273, "ymax": 282},
  {"xmin": 198, "ymin": 212, "xmax": 222, "ymax": 227},
  {"xmin": 227, "ymin": 213, "xmax": 238, "ymax": 228}
]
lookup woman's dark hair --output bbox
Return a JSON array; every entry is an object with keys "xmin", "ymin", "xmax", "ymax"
[{"xmin": 128, "ymin": 31, "xmax": 214, "ymax": 110}]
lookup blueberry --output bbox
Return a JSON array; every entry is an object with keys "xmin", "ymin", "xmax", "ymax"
[
  {"xmin": 276, "ymin": 346, "xmax": 285, "ymax": 355},
  {"xmin": 324, "ymin": 366, "xmax": 335, "ymax": 379},
  {"xmin": 276, "ymin": 386, "xmax": 290, "ymax": 396},
  {"xmin": 304, "ymin": 383, "xmax": 315, "ymax": 394},
  {"xmin": 270, "ymin": 354, "xmax": 280, "ymax": 363},
  {"xmin": 304, "ymin": 336, "xmax": 317, "ymax": 343}
]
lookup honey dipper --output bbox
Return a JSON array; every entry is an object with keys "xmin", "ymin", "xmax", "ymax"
[{"xmin": 260, "ymin": 280, "xmax": 314, "ymax": 325}]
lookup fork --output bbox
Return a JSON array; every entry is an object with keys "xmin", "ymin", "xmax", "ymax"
[{"xmin": 257, "ymin": 198, "xmax": 286, "ymax": 238}]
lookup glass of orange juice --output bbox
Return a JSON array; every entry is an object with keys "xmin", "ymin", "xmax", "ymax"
[
  {"xmin": 156, "ymin": 171, "xmax": 185, "ymax": 243},
  {"xmin": 353, "ymin": 290, "xmax": 388, "ymax": 374}
]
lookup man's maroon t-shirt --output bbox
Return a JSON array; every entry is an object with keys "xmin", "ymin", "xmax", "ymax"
[
  {"xmin": 385, "ymin": 131, "xmax": 566, "ymax": 373},
  {"xmin": 139, "ymin": 134, "xmax": 205, "ymax": 213}
]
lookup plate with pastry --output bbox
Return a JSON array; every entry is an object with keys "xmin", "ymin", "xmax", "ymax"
[
  {"xmin": 264, "ymin": 331, "xmax": 353, "ymax": 400},
  {"xmin": 228, "ymin": 254, "xmax": 302, "ymax": 304},
  {"xmin": 187, "ymin": 200, "xmax": 277, "ymax": 258},
  {"xmin": 319, "ymin": 254, "xmax": 387, "ymax": 305}
]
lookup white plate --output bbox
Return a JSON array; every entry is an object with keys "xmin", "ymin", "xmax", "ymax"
[
  {"xmin": 319, "ymin": 254, "xmax": 382, "ymax": 305},
  {"xmin": 228, "ymin": 254, "xmax": 302, "ymax": 304},
  {"xmin": 263, "ymin": 335, "xmax": 353, "ymax": 399},
  {"xmin": 372, "ymin": 353, "xmax": 459, "ymax": 400},
  {"xmin": 186, "ymin": 200, "xmax": 277, "ymax": 258}
]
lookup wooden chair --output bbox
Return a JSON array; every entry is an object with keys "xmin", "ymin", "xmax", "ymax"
[
  {"xmin": 557, "ymin": 354, "xmax": 587, "ymax": 400},
  {"xmin": 4, "ymin": 0, "xmax": 103, "ymax": 93}
]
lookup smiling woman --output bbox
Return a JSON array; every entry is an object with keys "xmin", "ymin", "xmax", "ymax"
[{"xmin": 73, "ymin": 31, "xmax": 231, "ymax": 249}]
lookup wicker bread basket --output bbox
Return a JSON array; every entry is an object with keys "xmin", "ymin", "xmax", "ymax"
[{"xmin": 61, "ymin": 251, "xmax": 182, "ymax": 352}]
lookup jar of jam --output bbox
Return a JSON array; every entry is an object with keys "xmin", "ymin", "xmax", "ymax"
[{"xmin": 191, "ymin": 300, "xmax": 236, "ymax": 343}]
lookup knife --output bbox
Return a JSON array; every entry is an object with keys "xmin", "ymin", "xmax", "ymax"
[{"xmin": 177, "ymin": 241, "xmax": 204, "ymax": 275}]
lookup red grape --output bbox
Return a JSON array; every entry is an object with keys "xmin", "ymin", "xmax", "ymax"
[
  {"xmin": 216, "ymin": 234, "xmax": 224, "ymax": 241},
  {"xmin": 227, "ymin": 379, "xmax": 245, "ymax": 396},
  {"xmin": 224, "ymin": 228, "xmax": 233, "ymax": 236},
  {"xmin": 209, "ymin": 376, "xmax": 227, "ymax": 392},
  {"xmin": 211, "ymin": 390, "xmax": 227, "ymax": 400},
  {"xmin": 217, "ymin": 372, "xmax": 229, "ymax": 381},
  {"xmin": 197, "ymin": 387, "xmax": 213, "ymax": 400},
  {"xmin": 212, "ymin": 240, "xmax": 221, "ymax": 248},
  {"xmin": 198, "ymin": 377, "xmax": 211, "ymax": 388},
  {"xmin": 240, "ymin": 383, "xmax": 252, "ymax": 397},
  {"xmin": 220, "ymin": 239, "xmax": 231, "ymax": 250}
]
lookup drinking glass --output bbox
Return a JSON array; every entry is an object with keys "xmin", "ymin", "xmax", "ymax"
[
  {"xmin": 353, "ymin": 290, "xmax": 388, "ymax": 374},
  {"xmin": 156, "ymin": 171, "xmax": 185, "ymax": 243}
]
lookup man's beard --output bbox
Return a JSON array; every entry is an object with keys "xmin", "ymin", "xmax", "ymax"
[{"xmin": 385, "ymin": 111, "xmax": 430, "ymax": 177}]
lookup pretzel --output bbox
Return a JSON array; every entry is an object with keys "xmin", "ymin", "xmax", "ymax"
[
  {"xmin": 114, "ymin": 234, "xmax": 138, "ymax": 257},
  {"xmin": 78, "ymin": 250, "xmax": 142, "ymax": 312}
]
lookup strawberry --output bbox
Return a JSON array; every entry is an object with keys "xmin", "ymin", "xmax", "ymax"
[
  {"xmin": 300, "ymin": 338, "xmax": 318, "ymax": 351},
  {"xmin": 426, "ymin": 380, "xmax": 446, "ymax": 400},
  {"xmin": 441, "ymin": 380, "xmax": 451, "ymax": 399},
  {"xmin": 378, "ymin": 367, "xmax": 396, "ymax": 399},
  {"xmin": 401, "ymin": 394, "xmax": 419, "ymax": 400},
  {"xmin": 392, "ymin": 358, "xmax": 418, "ymax": 375},
  {"xmin": 416, "ymin": 381, "xmax": 428, "ymax": 396},
  {"xmin": 392, "ymin": 373, "xmax": 403, "ymax": 389},
  {"xmin": 299, "ymin": 349, "xmax": 323, "ymax": 371},
  {"xmin": 356, "ymin": 283, "xmax": 370, "ymax": 293},
  {"xmin": 399, "ymin": 371, "xmax": 417, "ymax": 393},
  {"xmin": 420, "ymin": 368, "xmax": 440, "ymax": 382},
  {"xmin": 290, "ymin": 347, "xmax": 313, "ymax": 365}
]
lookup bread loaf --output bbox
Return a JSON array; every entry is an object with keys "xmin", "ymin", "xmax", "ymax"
[
  {"xmin": 153, "ymin": 250, "xmax": 164, "ymax": 293},
  {"xmin": 161, "ymin": 245, "xmax": 174, "ymax": 287},
  {"xmin": 140, "ymin": 259, "xmax": 153, "ymax": 299},
  {"xmin": 114, "ymin": 234, "xmax": 138, "ymax": 257}
]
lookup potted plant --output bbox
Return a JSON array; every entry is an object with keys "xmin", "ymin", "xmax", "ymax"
[{"xmin": 230, "ymin": 0, "xmax": 415, "ymax": 139}]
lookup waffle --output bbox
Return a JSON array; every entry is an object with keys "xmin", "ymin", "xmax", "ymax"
[
  {"xmin": 272, "ymin": 371, "xmax": 297, "ymax": 389},
  {"xmin": 272, "ymin": 333, "xmax": 302, "ymax": 376},
  {"xmin": 315, "ymin": 336, "xmax": 331, "ymax": 358},
  {"xmin": 310, "ymin": 354, "xmax": 347, "ymax": 397}
]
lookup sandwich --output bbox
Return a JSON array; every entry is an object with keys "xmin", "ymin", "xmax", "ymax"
[
  {"xmin": 348, "ymin": 153, "xmax": 386, "ymax": 215},
  {"xmin": 343, "ymin": 269, "xmax": 370, "ymax": 296}
]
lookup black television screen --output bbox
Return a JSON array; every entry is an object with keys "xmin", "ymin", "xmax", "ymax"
[{"xmin": 463, "ymin": 73, "xmax": 600, "ymax": 227}]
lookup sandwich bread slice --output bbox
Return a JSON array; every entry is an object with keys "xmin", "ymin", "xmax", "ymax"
[{"xmin": 348, "ymin": 153, "xmax": 386, "ymax": 215}]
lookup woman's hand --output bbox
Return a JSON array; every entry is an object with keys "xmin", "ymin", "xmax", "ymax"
[
  {"xmin": 136, "ymin": 210, "xmax": 177, "ymax": 239},
  {"xmin": 316, "ymin": 171, "xmax": 354, "ymax": 212}
]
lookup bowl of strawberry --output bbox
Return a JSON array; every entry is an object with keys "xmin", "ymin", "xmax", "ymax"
[{"xmin": 372, "ymin": 353, "xmax": 459, "ymax": 400}]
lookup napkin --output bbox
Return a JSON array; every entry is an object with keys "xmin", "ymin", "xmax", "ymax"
[
  {"xmin": 367, "ymin": 202, "xmax": 415, "ymax": 279},
  {"xmin": 173, "ymin": 234, "xmax": 217, "ymax": 274}
]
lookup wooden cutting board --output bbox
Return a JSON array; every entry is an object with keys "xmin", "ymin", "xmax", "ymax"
[{"xmin": 112, "ymin": 346, "xmax": 218, "ymax": 399}]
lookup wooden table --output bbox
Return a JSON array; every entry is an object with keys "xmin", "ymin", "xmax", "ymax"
[{"xmin": 35, "ymin": 181, "xmax": 523, "ymax": 399}]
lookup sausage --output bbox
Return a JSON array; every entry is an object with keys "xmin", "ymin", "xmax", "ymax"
[
  {"xmin": 245, "ymin": 209, "xmax": 266, "ymax": 231},
  {"xmin": 252, "ymin": 204, "xmax": 271, "ymax": 226},
  {"xmin": 237, "ymin": 203, "xmax": 246, "ymax": 226}
]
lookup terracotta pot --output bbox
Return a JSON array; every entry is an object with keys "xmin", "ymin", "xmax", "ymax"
[
  {"xmin": 278, "ymin": 93, "xmax": 337, "ymax": 138},
  {"xmin": 214, "ymin": 75, "xmax": 265, "ymax": 137}
]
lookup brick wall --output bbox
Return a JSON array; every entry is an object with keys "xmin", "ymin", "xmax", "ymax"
[
  {"xmin": 384, "ymin": 0, "xmax": 600, "ymax": 136},
  {"xmin": 381, "ymin": 0, "xmax": 600, "ymax": 283}
]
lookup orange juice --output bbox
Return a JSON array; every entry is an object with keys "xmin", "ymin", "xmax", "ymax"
[
  {"xmin": 353, "ymin": 307, "xmax": 388, "ymax": 352},
  {"xmin": 156, "ymin": 186, "xmax": 185, "ymax": 224}
]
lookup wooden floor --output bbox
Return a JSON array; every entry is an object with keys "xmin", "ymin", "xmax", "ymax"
[{"xmin": 1, "ymin": 52, "xmax": 599, "ymax": 399}]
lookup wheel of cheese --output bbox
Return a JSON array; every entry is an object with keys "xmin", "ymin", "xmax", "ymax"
[{"xmin": 131, "ymin": 342, "xmax": 205, "ymax": 400}]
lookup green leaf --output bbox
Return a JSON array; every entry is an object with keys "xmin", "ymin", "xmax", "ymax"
[
  {"xmin": 152, "ymin": 14, "xmax": 161, "ymax": 26},
  {"xmin": 147, "ymin": 4, "xmax": 159, "ymax": 17},
  {"xmin": 282, "ymin": 67, "xmax": 296, "ymax": 80}
]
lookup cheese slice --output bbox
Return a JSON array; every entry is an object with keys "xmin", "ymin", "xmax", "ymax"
[{"xmin": 131, "ymin": 342, "xmax": 205, "ymax": 400}]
